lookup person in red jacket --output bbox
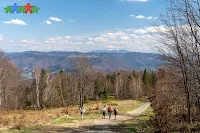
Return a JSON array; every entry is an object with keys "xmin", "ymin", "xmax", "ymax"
[{"xmin": 107, "ymin": 105, "xmax": 112, "ymax": 119}]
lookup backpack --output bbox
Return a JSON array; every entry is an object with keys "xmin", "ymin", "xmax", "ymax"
[
  {"xmin": 114, "ymin": 109, "xmax": 118, "ymax": 114},
  {"xmin": 80, "ymin": 108, "xmax": 85, "ymax": 113},
  {"xmin": 102, "ymin": 107, "xmax": 106, "ymax": 113},
  {"xmin": 108, "ymin": 107, "xmax": 111, "ymax": 112}
]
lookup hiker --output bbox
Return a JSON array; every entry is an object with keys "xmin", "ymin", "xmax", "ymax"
[
  {"xmin": 114, "ymin": 107, "xmax": 118, "ymax": 120},
  {"xmin": 101, "ymin": 106, "xmax": 106, "ymax": 119},
  {"xmin": 108, "ymin": 105, "xmax": 112, "ymax": 119},
  {"xmin": 80, "ymin": 107, "xmax": 85, "ymax": 120}
]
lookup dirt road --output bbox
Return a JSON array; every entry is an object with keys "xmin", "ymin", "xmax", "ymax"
[{"xmin": 33, "ymin": 102, "xmax": 150, "ymax": 133}]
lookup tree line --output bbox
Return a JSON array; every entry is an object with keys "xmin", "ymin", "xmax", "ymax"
[{"xmin": 0, "ymin": 53, "xmax": 156, "ymax": 110}]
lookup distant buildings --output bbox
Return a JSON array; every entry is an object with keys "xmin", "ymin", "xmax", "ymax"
[{"xmin": 22, "ymin": 67, "xmax": 33, "ymax": 79}]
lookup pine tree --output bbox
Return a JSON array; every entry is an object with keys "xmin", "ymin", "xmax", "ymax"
[
  {"xmin": 142, "ymin": 68, "xmax": 151, "ymax": 95},
  {"xmin": 94, "ymin": 79, "xmax": 101, "ymax": 100},
  {"xmin": 150, "ymin": 71, "xmax": 157, "ymax": 89},
  {"xmin": 142, "ymin": 68, "xmax": 149, "ymax": 87},
  {"xmin": 103, "ymin": 87, "xmax": 108, "ymax": 99}
]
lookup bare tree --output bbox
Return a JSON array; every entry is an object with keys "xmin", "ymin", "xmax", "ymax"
[
  {"xmin": 153, "ymin": 0, "xmax": 200, "ymax": 124},
  {"xmin": 43, "ymin": 70, "xmax": 54, "ymax": 105},
  {"xmin": 33, "ymin": 68, "xmax": 41, "ymax": 109},
  {"xmin": 73, "ymin": 56, "xmax": 93, "ymax": 108},
  {"xmin": 0, "ymin": 51, "xmax": 25, "ymax": 109}
]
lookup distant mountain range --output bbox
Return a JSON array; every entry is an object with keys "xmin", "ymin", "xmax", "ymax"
[
  {"xmin": 89, "ymin": 50, "xmax": 130, "ymax": 53},
  {"xmin": 6, "ymin": 51, "xmax": 162, "ymax": 78}
]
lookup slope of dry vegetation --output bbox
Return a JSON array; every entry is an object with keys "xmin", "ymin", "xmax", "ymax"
[{"xmin": 0, "ymin": 98, "xmax": 147, "ymax": 132}]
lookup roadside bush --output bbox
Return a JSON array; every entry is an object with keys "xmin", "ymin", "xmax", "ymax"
[{"xmin": 150, "ymin": 69, "xmax": 200, "ymax": 132}]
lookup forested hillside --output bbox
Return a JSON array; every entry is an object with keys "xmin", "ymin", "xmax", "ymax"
[
  {"xmin": 0, "ymin": 52, "xmax": 156, "ymax": 110},
  {"xmin": 6, "ymin": 51, "xmax": 161, "ymax": 74}
]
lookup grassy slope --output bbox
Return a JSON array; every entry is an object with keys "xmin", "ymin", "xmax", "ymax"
[{"xmin": 0, "ymin": 98, "xmax": 149, "ymax": 133}]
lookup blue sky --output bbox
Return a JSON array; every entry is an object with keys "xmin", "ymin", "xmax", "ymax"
[{"xmin": 0, "ymin": 0, "xmax": 165, "ymax": 52}]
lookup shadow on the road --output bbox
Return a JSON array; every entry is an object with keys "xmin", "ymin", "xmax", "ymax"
[
  {"xmin": 32, "ymin": 122, "xmax": 150, "ymax": 133},
  {"xmin": 31, "ymin": 124, "xmax": 126, "ymax": 133}
]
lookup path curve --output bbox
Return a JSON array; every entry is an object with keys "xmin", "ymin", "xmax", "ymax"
[
  {"xmin": 33, "ymin": 102, "xmax": 151, "ymax": 133},
  {"xmin": 83, "ymin": 102, "xmax": 151, "ymax": 133},
  {"xmin": 127, "ymin": 102, "xmax": 151, "ymax": 116}
]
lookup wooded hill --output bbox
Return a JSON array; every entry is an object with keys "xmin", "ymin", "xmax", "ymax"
[{"xmin": 6, "ymin": 51, "xmax": 161, "ymax": 74}]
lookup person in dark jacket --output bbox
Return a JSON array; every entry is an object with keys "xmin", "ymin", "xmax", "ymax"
[{"xmin": 113, "ymin": 107, "xmax": 118, "ymax": 120}]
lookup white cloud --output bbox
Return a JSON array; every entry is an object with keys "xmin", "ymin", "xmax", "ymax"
[
  {"xmin": 64, "ymin": 36, "xmax": 71, "ymax": 39},
  {"xmin": 135, "ymin": 26, "xmax": 169, "ymax": 34},
  {"xmin": 120, "ymin": 36, "xmax": 130, "ymax": 40},
  {"xmin": 42, "ymin": 17, "xmax": 62, "ymax": 25},
  {"xmin": 88, "ymin": 38, "xmax": 94, "ymax": 41},
  {"xmin": 44, "ymin": 17, "xmax": 71, "ymax": 25},
  {"xmin": 46, "ymin": 20, "xmax": 51, "ymax": 25},
  {"xmin": 49, "ymin": 17, "xmax": 62, "ymax": 22},
  {"xmin": 3, "ymin": 19, "xmax": 27, "ymax": 25},
  {"xmin": 21, "ymin": 39, "xmax": 40, "ymax": 44},
  {"xmin": 131, "ymin": 15, "xmax": 157, "ymax": 20},
  {"xmin": 0, "ymin": 35, "xmax": 4, "ymax": 41},
  {"xmin": 0, "ymin": 29, "xmax": 160, "ymax": 53},
  {"xmin": 130, "ymin": 34, "xmax": 138, "ymax": 38},
  {"xmin": 20, "ymin": 44, "xmax": 28, "ymax": 47},
  {"xmin": 135, "ymin": 15, "xmax": 145, "ymax": 19},
  {"xmin": 45, "ymin": 36, "xmax": 72, "ymax": 44},
  {"xmin": 83, "ymin": 31, "xmax": 158, "ymax": 52},
  {"xmin": 85, "ymin": 41, "xmax": 94, "ymax": 45},
  {"xmin": 135, "ymin": 29, "xmax": 148, "ymax": 34},
  {"xmin": 102, "ymin": 31, "xmax": 126, "ymax": 38},
  {"xmin": 105, "ymin": 45, "xmax": 115, "ymax": 49}
]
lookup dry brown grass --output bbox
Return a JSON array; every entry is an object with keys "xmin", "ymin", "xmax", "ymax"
[{"xmin": 0, "ymin": 98, "xmax": 147, "ymax": 131}]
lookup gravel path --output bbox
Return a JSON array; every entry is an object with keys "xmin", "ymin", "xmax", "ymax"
[
  {"xmin": 127, "ymin": 102, "xmax": 151, "ymax": 116},
  {"xmin": 33, "ymin": 102, "xmax": 151, "ymax": 133}
]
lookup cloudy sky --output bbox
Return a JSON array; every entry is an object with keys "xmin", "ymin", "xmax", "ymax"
[{"xmin": 0, "ymin": 0, "xmax": 165, "ymax": 53}]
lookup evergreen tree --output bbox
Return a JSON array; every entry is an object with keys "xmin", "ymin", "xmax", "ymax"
[
  {"xmin": 142, "ymin": 68, "xmax": 151, "ymax": 95},
  {"xmin": 150, "ymin": 71, "xmax": 157, "ymax": 89},
  {"xmin": 94, "ymin": 79, "xmax": 101, "ymax": 100},
  {"xmin": 103, "ymin": 87, "xmax": 108, "ymax": 99},
  {"xmin": 143, "ymin": 68, "xmax": 149, "ymax": 87}
]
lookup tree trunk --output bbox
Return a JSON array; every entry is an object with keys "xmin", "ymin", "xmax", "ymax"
[{"xmin": 36, "ymin": 85, "xmax": 40, "ymax": 109}]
